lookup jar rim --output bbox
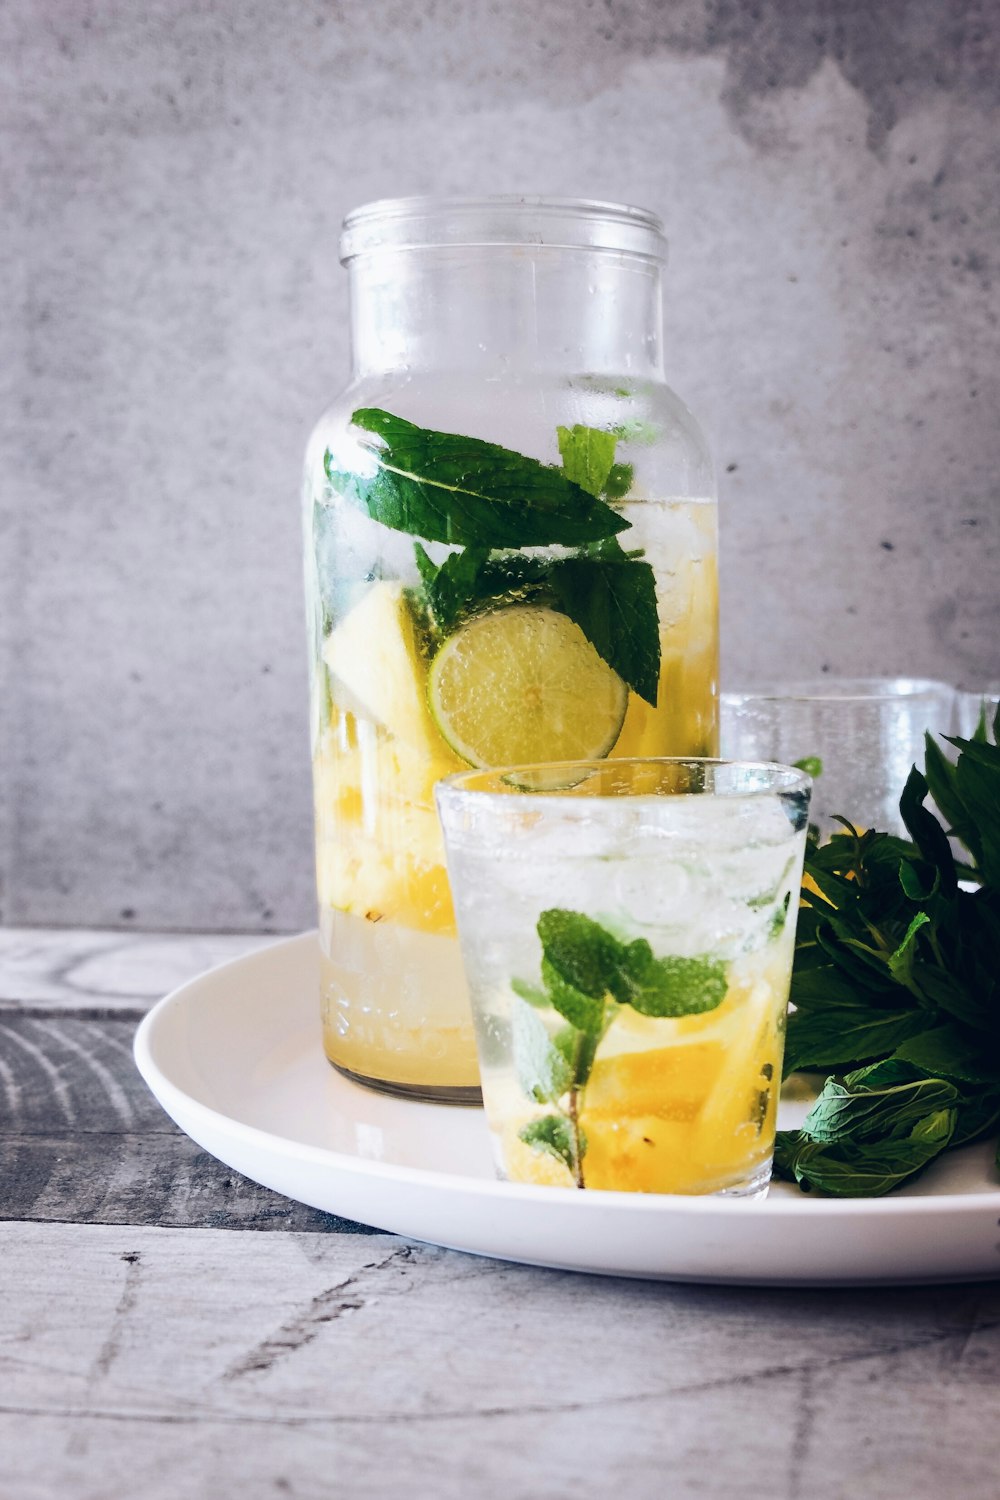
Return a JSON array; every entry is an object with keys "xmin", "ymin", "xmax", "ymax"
[{"xmin": 339, "ymin": 195, "xmax": 668, "ymax": 264}]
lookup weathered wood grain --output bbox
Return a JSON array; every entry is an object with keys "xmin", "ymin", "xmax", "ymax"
[
  {"xmin": 3, "ymin": 928, "xmax": 1000, "ymax": 1500},
  {"xmin": 2, "ymin": 1221, "xmax": 1000, "ymax": 1500},
  {"xmin": 0, "ymin": 1015, "xmax": 169, "ymax": 1132},
  {"xmin": 0, "ymin": 1014, "xmax": 371, "ymax": 1235},
  {"xmin": 0, "ymin": 927, "xmax": 278, "ymax": 1013},
  {"xmin": 0, "ymin": 1133, "xmax": 377, "ymax": 1234}
]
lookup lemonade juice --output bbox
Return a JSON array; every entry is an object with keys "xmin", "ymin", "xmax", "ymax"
[{"xmin": 435, "ymin": 760, "xmax": 810, "ymax": 1195}]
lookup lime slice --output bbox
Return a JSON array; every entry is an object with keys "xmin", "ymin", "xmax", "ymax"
[{"xmin": 428, "ymin": 605, "xmax": 628, "ymax": 768}]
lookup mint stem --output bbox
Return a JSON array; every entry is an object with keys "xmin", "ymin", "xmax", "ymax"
[{"xmin": 568, "ymin": 1088, "xmax": 585, "ymax": 1189}]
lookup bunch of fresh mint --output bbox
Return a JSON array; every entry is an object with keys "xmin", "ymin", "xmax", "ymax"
[
  {"xmin": 511, "ymin": 909, "xmax": 728, "ymax": 1187},
  {"xmin": 774, "ymin": 705, "xmax": 1000, "ymax": 1196},
  {"xmin": 322, "ymin": 408, "xmax": 661, "ymax": 704}
]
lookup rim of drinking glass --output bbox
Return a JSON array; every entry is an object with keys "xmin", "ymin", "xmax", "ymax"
[
  {"xmin": 721, "ymin": 676, "xmax": 955, "ymax": 704},
  {"xmin": 340, "ymin": 194, "xmax": 668, "ymax": 263},
  {"xmin": 435, "ymin": 756, "xmax": 812, "ymax": 808}
]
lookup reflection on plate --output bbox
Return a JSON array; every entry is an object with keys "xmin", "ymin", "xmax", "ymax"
[{"xmin": 134, "ymin": 933, "xmax": 1000, "ymax": 1285}]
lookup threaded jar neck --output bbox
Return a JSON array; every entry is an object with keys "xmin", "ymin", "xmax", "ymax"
[{"xmin": 342, "ymin": 196, "xmax": 668, "ymax": 381}]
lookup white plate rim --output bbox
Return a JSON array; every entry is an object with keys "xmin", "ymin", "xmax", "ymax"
[{"xmin": 133, "ymin": 932, "xmax": 1000, "ymax": 1282}]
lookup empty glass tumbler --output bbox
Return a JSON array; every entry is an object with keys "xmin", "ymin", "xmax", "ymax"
[{"xmin": 720, "ymin": 678, "xmax": 956, "ymax": 839}]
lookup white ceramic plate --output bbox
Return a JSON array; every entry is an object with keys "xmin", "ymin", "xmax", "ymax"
[{"xmin": 134, "ymin": 932, "xmax": 1000, "ymax": 1285}]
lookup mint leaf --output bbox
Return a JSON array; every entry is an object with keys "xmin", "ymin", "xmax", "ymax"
[
  {"xmin": 604, "ymin": 462, "xmax": 634, "ymax": 500},
  {"xmin": 800, "ymin": 1072, "xmax": 959, "ymax": 1144},
  {"xmin": 541, "ymin": 956, "xmax": 607, "ymax": 1033},
  {"xmin": 782, "ymin": 1002, "xmax": 932, "ymax": 1077},
  {"xmin": 423, "ymin": 545, "xmax": 491, "ymax": 630},
  {"xmin": 548, "ymin": 543, "xmax": 660, "ymax": 705},
  {"xmin": 793, "ymin": 756, "xmax": 823, "ymax": 778},
  {"xmin": 537, "ymin": 908, "xmax": 727, "ymax": 1019},
  {"xmin": 922, "ymin": 733, "xmax": 973, "ymax": 849},
  {"xmin": 772, "ymin": 1107, "xmax": 956, "ymax": 1196},
  {"xmin": 886, "ymin": 911, "xmax": 932, "ymax": 987},
  {"xmin": 518, "ymin": 1115, "xmax": 582, "ymax": 1174},
  {"xmin": 555, "ymin": 425, "xmax": 634, "ymax": 501},
  {"xmin": 790, "ymin": 964, "xmax": 889, "ymax": 1010},
  {"xmin": 511, "ymin": 996, "xmax": 573, "ymax": 1104},
  {"xmin": 412, "ymin": 541, "xmax": 439, "ymax": 590},
  {"xmin": 513, "ymin": 908, "xmax": 735, "ymax": 1187},
  {"xmin": 510, "ymin": 977, "xmax": 549, "ymax": 1009},
  {"xmin": 951, "ymin": 1089, "xmax": 1000, "ymax": 1147},
  {"xmin": 537, "ymin": 909, "xmax": 626, "ymax": 1000},
  {"xmin": 909, "ymin": 964, "xmax": 988, "ymax": 1031},
  {"xmin": 899, "ymin": 766, "xmax": 957, "ymax": 894},
  {"xmin": 769, "ymin": 892, "xmax": 792, "ymax": 939},
  {"xmin": 952, "ymin": 746, "xmax": 1000, "ymax": 888},
  {"xmin": 424, "ymin": 548, "xmax": 550, "ymax": 634},
  {"xmin": 625, "ymin": 951, "xmax": 728, "ymax": 1018},
  {"xmin": 891, "ymin": 1023, "xmax": 1000, "ymax": 1086},
  {"xmin": 898, "ymin": 859, "xmax": 939, "ymax": 901},
  {"xmin": 556, "ymin": 424, "xmax": 618, "ymax": 498},
  {"xmin": 774, "ymin": 1068, "xmax": 960, "ymax": 1195},
  {"xmin": 329, "ymin": 408, "xmax": 629, "ymax": 548}
]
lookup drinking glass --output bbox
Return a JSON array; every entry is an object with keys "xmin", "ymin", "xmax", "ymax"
[
  {"xmin": 955, "ymin": 685, "xmax": 1000, "ymax": 740},
  {"xmin": 436, "ymin": 758, "xmax": 811, "ymax": 1198},
  {"xmin": 720, "ymin": 678, "xmax": 957, "ymax": 839}
]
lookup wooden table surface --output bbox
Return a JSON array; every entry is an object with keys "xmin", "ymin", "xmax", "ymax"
[{"xmin": 3, "ymin": 926, "xmax": 1000, "ymax": 1500}]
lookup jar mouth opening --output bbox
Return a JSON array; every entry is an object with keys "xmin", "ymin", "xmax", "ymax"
[{"xmin": 340, "ymin": 195, "xmax": 668, "ymax": 264}]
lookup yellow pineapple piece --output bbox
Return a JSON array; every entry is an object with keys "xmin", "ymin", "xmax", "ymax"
[
  {"xmin": 311, "ymin": 692, "xmax": 463, "ymax": 935},
  {"xmin": 315, "ymin": 830, "xmax": 455, "ymax": 932},
  {"xmin": 692, "ymin": 960, "xmax": 784, "ymax": 1175},
  {"xmin": 322, "ymin": 581, "xmax": 440, "ymax": 755},
  {"xmin": 382, "ymin": 737, "xmax": 465, "ymax": 809},
  {"xmin": 584, "ymin": 1041, "xmax": 724, "ymax": 1122},
  {"xmin": 580, "ymin": 1115, "xmax": 701, "ymax": 1193},
  {"xmin": 313, "ymin": 740, "xmax": 365, "ymax": 827}
]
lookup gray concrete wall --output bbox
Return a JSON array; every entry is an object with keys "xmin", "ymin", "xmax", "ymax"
[{"xmin": 3, "ymin": 0, "xmax": 998, "ymax": 932}]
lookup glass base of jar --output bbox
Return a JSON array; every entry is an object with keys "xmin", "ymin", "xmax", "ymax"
[{"xmin": 327, "ymin": 1056, "xmax": 482, "ymax": 1105}]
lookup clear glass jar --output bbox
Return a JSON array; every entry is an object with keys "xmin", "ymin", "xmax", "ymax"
[{"xmin": 303, "ymin": 196, "xmax": 719, "ymax": 1102}]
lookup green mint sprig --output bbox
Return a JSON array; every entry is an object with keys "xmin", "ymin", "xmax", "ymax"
[
  {"xmin": 511, "ymin": 909, "xmax": 727, "ymax": 1186},
  {"xmin": 324, "ymin": 408, "xmax": 663, "ymax": 706},
  {"xmin": 774, "ymin": 705, "xmax": 1000, "ymax": 1197}
]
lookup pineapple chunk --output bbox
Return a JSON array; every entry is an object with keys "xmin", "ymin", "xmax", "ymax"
[
  {"xmin": 323, "ymin": 582, "xmax": 440, "ymax": 754},
  {"xmin": 580, "ymin": 1116, "xmax": 700, "ymax": 1193},
  {"xmin": 315, "ymin": 827, "xmax": 455, "ymax": 933},
  {"xmin": 584, "ymin": 1042, "xmax": 724, "ymax": 1122}
]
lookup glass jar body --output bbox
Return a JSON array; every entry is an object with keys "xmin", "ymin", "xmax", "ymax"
[{"xmin": 303, "ymin": 217, "xmax": 718, "ymax": 1100}]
